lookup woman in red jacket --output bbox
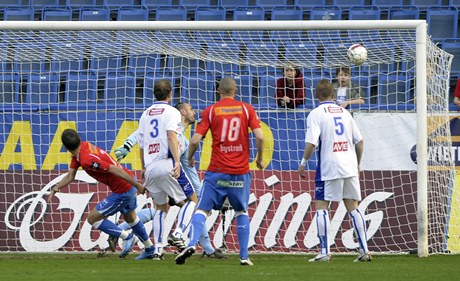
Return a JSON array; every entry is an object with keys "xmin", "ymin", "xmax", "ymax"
[{"xmin": 275, "ymin": 64, "xmax": 305, "ymax": 109}]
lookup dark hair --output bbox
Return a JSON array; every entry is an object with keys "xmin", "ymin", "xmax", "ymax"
[
  {"xmin": 335, "ymin": 66, "xmax": 351, "ymax": 76},
  {"xmin": 284, "ymin": 63, "xmax": 301, "ymax": 77},
  {"xmin": 315, "ymin": 79, "xmax": 334, "ymax": 99},
  {"xmin": 61, "ymin": 129, "xmax": 81, "ymax": 151},
  {"xmin": 154, "ymin": 79, "xmax": 172, "ymax": 101},
  {"xmin": 175, "ymin": 102, "xmax": 186, "ymax": 111}
]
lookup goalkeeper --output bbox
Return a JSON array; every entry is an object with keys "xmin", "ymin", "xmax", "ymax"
[{"xmin": 111, "ymin": 102, "xmax": 226, "ymax": 259}]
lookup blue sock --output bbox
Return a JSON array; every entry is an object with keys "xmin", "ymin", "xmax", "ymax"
[
  {"xmin": 199, "ymin": 225, "xmax": 215, "ymax": 254},
  {"xmin": 130, "ymin": 219, "xmax": 149, "ymax": 243},
  {"xmin": 137, "ymin": 208, "xmax": 156, "ymax": 224},
  {"xmin": 97, "ymin": 219, "xmax": 123, "ymax": 237},
  {"xmin": 236, "ymin": 213, "xmax": 250, "ymax": 260},
  {"xmin": 188, "ymin": 212, "xmax": 206, "ymax": 247}
]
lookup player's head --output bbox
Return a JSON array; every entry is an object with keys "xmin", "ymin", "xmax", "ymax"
[
  {"xmin": 154, "ymin": 79, "xmax": 172, "ymax": 101},
  {"xmin": 61, "ymin": 129, "xmax": 81, "ymax": 152},
  {"xmin": 175, "ymin": 102, "xmax": 196, "ymax": 125},
  {"xmin": 218, "ymin": 77, "xmax": 237, "ymax": 98},
  {"xmin": 315, "ymin": 79, "xmax": 334, "ymax": 101}
]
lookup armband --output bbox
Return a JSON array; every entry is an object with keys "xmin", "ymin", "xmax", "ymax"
[{"xmin": 300, "ymin": 158, "xmax": 307, "ymax": 167}]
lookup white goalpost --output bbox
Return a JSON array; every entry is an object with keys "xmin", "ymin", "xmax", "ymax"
[{"xmin": 0, "ymin": 20, "xmax": 456, "ymax": 257}]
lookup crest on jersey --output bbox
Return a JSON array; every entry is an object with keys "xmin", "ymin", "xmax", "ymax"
[{"xmin": 90, "ymin": 162, "xmax": 100, "ymax": 170}]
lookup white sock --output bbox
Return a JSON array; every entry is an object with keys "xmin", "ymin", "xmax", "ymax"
[
  {"xmin": 349, "ymin": 209, "xmax": 369, "ymax": 254},
  {"xmin": 174, "ymin": 201, "xmax": 196, "ymax": 238},
  {"xmin": 316, "ymin": 209, "xmax": 330, "ymax": 255},
  {"xmin": 153, "ymin": 210, "xmax": 165, "ymax": 253}
]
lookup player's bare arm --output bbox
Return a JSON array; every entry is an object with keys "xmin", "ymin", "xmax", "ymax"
[
  {"xmin": 298, "ymin": 142, "xmax": 316, "ymax": 178},
  {"xmin": 188, "ymin": 133, "xmax": 203, "ymax": 168},
  {"xmin": 108, "ymin": 165, "xmax": 145, "ymax": 194},
  {"xmin": 355, "ymin": 140, "xmax": 364, "ymax": 176},
  {"xmin": 167, "ymin": 130, "xmax": 181, "ymax": 179},
  {"xmin": 47, "ymin": 168, "xmax": 78, "ymax": 203},
  {"xmin": 253, "ymin": 128, "xmax": 265, "ymax": 170}
]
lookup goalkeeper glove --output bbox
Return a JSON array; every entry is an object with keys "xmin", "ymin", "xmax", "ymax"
[{"xmin": 114, "ymin": 139, "xmax": 135, "ymax": 162}]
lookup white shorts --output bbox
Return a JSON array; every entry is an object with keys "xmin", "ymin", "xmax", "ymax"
[
  {"xmin": 144, "ymin": 158, "xmax": 187, "ymax": 205},
  {"xmin": 315, "ymin": 176, "xmax": 361, "ymax": 202}
]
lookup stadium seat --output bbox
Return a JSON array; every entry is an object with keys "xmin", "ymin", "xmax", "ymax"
[
  {"xmin": 141, "ymin": 0, "xmax": 172, "ymax": 9},
  {"xmin": 426, "ymin": 7, "xmax": 458, "ymax": 43},
  {"xmin": 4, "ymin": 6, "xmax": 34, "ymax": 22},
  {"xmin": 50, "ymin": 42, "xmax": 85, "ymax": 73},
  {"xmin": 293, "ymin": 0, "xmax": 326, "ymax": 10},
  {"xmin": 358, "ymin": 42, "xmax": 395, "ymax": 74},
  {"xmin": 232, "ymin": 74, "xmax": 253, "ymax": 104},
  {"xmin": 332, "ymin": 0, "xmax": 365, "ymax": 10},
  {"xmin": 348, "ymin": 6, "xmax": 381, "ymax": 43},
  {"xmin": 180, "ymin": 73, "xmax": 215, "ymax": 108},
  {"xmin": 206, "ymin": 42, "xmax": 242, "ymax": 76},
  {"xmin": 79, "ymin": 5, "xmax": 110, "ymax": 21},
  {"xmin": 42, "ymin": 6, "xmax": 72, "ymax": 21},
  {"xmin": 30, "ymin": 0, "xmax": 60, "ymax": 10},
  {"xmin": 143, "ymin": 72, "xmax": 175, "ymax": 107},
  {"xmin": 303, "ymin": 74, "xmax": 323, "ymax": 108},
  {"xmin": 155, "ymin": 6, "xmax": 188, "ymax": 38},
  {"xmin": 270, "ymin": 6, "xmax": 303, "ymax": 42},
  {"xmin": 371, "ymin": 0, "xmax": 403, "ymax": 10},
  {"xmin": 167, "ymin": 42, "xmax": 202, "ymax": 75},
  {"xmin": 218, "ymin": 0, "xmax": 249, "ymax": 10},
  {"xmin": 104, "ymin": 72, "xmax": 136, "ymax": 106},
  {"xmin": 194, "ymin": 6, "xmax": 227, "ymax": 42},
  {"xmin": 0, "ymin": 73, "xmax": 20, "ymax": 104},
  {"xmin": 283, "ymin": 42, "xmax": 318, "ymax": 71},
  {"xmin": 442, "ymin": 39, "xmax": 460, "ymax": 75},
  {"xmin": 90, "ymin": 42, "xmax": 123, "ymax": 76},
  {"xmin": 378, "ymin": 73, "xmax": 411, "ymax": 105},
  {"xmin": 117, "ymin": 5, "xmax": 148, "ymax": 21},
  {"xmin": 400, "ymin": 43, "xmax": 415, "ymax": 74},
  {"xmin": 102, "ymin": 0, "xmax": 135, "ymax": 10},
  {"xmin": 66, "ymin": 0, "xmax": 97, "ymax": 9},
  {"xmin": 128, "ymin": 42, "xmax": 164, "ymax": 76},
  {"xmin": 258, "ymin": 75, "xmax": 277, "ymax": 108},
  {"xmin": 233, "ymin": 6, "xmax": 266, "ymax": 42},
  {"xmin": 309, "ymin": 6, "xmax": 342, "ymax": 41},
  {"xmin": 351, "ymin": 75, "xmax": 372, "ymax": 105},
  {"xmin": 26, "ymin": 73, "xmax": 59, "ymax": 104},
  {"xmin": 323, "ymin": 43, "xmax": 350, "ymax": 70},
  {"xmin": 245, "ymin": 42, "xmax": 279, "ymax": 75},
  {"xmin": 65, "ymin": 71, "xmax": 98, "ymax": 104},
  {"xmin": 409, "ymin": 0, "xmax": 442, "ymax": 11},
  {"xmin": 255, "ymin": 0, "xmax": 288, "ymax": 10},
  {"xmin": 13, "ymin": 43, "xmax": 46, "ymax": 74},
  {"xmin": 178, "ymin": 0, "xmax": 211, "ymax": 10},
  {"xmin": 450, "ymin": 0, "xmax": 460, "ymax": 7},
  {"xmin": 388, "ymin": 6, "xmax": 419, "ymax": 20},
  {"xmin": 0, "ymin": 1, "xmax": 23, "ymax": 11},
  {"xmin": 0, "ymin": 42, "xmax": 8, "ymax": 72}
]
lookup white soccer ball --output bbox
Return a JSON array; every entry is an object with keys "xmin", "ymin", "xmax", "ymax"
[{"xmin": 347, "ymin": 44, "xmax": 368, "ymax": 66}]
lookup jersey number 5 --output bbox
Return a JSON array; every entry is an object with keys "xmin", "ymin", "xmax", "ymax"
[
  {"xmin": 334, "ymin": 117, "xmax": 344, "ymax": 135},
  {"xmin": 220, "ymin": 117, "xmax": 241, "ymax": 142}
]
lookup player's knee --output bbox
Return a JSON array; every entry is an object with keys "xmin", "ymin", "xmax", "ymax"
[{"xmin": 235, "ymin": 210, "xmax": 248, "ymax": 217}]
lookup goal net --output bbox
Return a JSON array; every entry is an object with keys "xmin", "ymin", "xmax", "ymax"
[{"xmin": 0, "ymin": 21, "xmax": 457, "ymax": 256}]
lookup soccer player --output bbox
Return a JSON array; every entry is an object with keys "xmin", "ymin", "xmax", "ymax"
[
  {"xmin": 112, "ymin": 102, "xmax": 227, "ymax": 259},
  {"xmin": 46, "ymin": 129, "xmax": 155, "ymax": 260},
  {"xmin": 175, "ymin": 77, "xmax": 265, "ymax": 266},
  {"xmin": 297, "ymin": 79, "xmax": 371, "ymax": 262}
]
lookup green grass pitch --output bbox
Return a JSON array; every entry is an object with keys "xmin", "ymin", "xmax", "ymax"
[{"xmin": 1, "ymin": 253, "xmax": 460, "ymax": 281}]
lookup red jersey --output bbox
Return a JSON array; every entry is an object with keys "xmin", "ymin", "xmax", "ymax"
[
  {"xmin": 70, "ymin": 142, "xmax": 133, "ymax": 194},
  {"xmin": 195, "ymin": 98, "xmax": 261, "ymax": 174},
  {"xmin": 454, "ymin": 78, "xmax": 460, "ymax": 99}
]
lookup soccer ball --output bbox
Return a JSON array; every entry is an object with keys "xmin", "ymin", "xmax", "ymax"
[{"xmin": 347, "ymin": 44, "xmax": 368, "ymax": 66}]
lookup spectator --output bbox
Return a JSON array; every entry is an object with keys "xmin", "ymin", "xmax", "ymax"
[
  {"xmin": 275, "ymin": 63, "xmax": 305, "ymax": 109},
  {"xmin": 332, "ymin": 66, "xmax": 365, "ymax": 108},
  {"xmin": 454, "ymin": 76, "xmax": 460, "ymax": 108}
]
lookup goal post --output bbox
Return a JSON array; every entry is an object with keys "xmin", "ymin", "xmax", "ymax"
[{"xmin": 0, "ymin": 20, "xmax": 456, "ymax": 257}]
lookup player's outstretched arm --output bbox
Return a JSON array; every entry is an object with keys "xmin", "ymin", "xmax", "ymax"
[
  {"xmin": 108, "ymin": 164, "xmax": 145, "ymax": 194},
  {"xmin": 47, "ymin": 168, "xmax": 77, "ymax": 203},
  {"xmin": 114, "ymin": 129, "xmax": 140, "ymax": 162},
  {"xmin": 253, "ymin": 128, "xmax": 265, "ymax": 170}
]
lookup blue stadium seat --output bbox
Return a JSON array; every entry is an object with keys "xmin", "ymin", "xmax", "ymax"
[
  {"xmin": 358, "ymin": 42, "xmax": 395, "ymax": 74},
  {"xmin": 30, "ymin": 0, "xmax": 60, "ymax": 10},
  {"xmin": 409, "ymin": 0, "xmax": 442, "ymax": 11},
  {"xmin": 79, "ymin": 5, "xmax": 110, "ymax": 21},
  {"xmin": 0, "ymin": 42, "xmax": 9, "ymax": 72},
  {"xmin": 143, "ymin": 72, "xmax": 175, "ymax": 107},
  {"xmin": 388, "ymin": 6, "xmax": 419, "ymax": 20},
  {"xmin": 0, "ymin": 73, "xmax": 20, "ymax": 104},
  {"xmin": 371, "ymin": 0, "xmax": 403, "ymax": 10},
  {"xmin": 351, "ymin": 75, "xmax": 372, "ymax": 105},
  {"xmin": 206, "ymin": 42, "xmax": 242, "ymax": 76},
  {"xmin": 246, "ymin": 42, "xmax": 278, "ymax": 75},
  {"xmin": 450, "ymin": 0, "xmax": 460, "ymax": 7},
  {"xmin": 426, "ymin": 7, "xmax": 458, "ymax": 43},
  {"xmin": 348, "ymin": 6, "xmax": 381, "ymax": 43},
  {"xmin": 400, "ymin": 43, "xmax": 415, "ymax": 74},
  {"xmin": 442, "ymin": 39, "xmax": 460, "ymax": 75},
  {"xmin": 13, "ymin": 43, "xmax": 46, "ymax": 74},
  {"xmin": 128, "ymin": 42, "xmax": 163, "ymax": 76},
  {"xmin": 50, "ymin": 42, "xmax": 85, "ymax": 73},
  {"xmin": 284, "ymin": 42, "xmax": 318, "ymax": 70},
  {"xmin": 219, "ymin": 0, "xmax": 249, "ymax": 10},
  {"xmin": 141, "ymin": 0, "xmax": 172, "ymax": 9},
  {"xmin": 233, "ymin": 6, "xmax": 266, "ymax": 42},
  {"xmin": 332, "ymin": 0, "xmax": 365, "ymax": 9},
  {"xmin": 103, "ymin": 0, "xmax": 134, "ymax": 9},
  {"xmin": 378, "ymin": 73, "xmax": 411, "ymax": 105},
  {"xmin": 309, "ymin": 6, "xmax": 342, "ymax": 41},
  {"xmin": 181, "ymin": 73, "xmax": 215, "ymax": 108},
  {"xmin": 0, "ymin": 1, "xmax": 23, "ymax": 11},
  {"xmin": 167, "ymin": 42, "xmax": 201, "ymax": 75},
  {"xmin": 4, "ymin": 6, "xmax": 34, "ymax": 23},
  {"xmin": 178, "ymin": 0, "xmax": 211, "ymax": 10},
  {"xmin": 90, "ymin": 42, "xmax": 123, "ymax": 76},
  {"xmin": 104, "ymin": 72, "xmax": 136, "ymax": 106},
  {"xmin": 65, "ymin": 71, "xmax": 98, "ymax": 104},
  {"xmin": 232, "ymin": 74, "xmax": 253, "ymax": 104},
  {"xmin": 117, "ymin": 5, "xmax": 148, "ymax": 21},
  {"xmin": 303, "ymin": 74, "xmax": 323, "ymax": 108},
  {"xmin": 294, "ymin": 0, "xmax": 325, "ymax": 10},
  {"xmin": 42, "ymin": 6, "xmax": 72, "ymax": 21},
  {"xmin": 155, "ymin": 6, "xmax": 188, "ymax": 38},
  {"xmin": 66, "ymin": 0, "xmax": 97, "ymax": 9},
  {"xmin": 258, "ymin": 75, "xmax": 277, "ymax": 108},
  {"xmin": 194, "ymin": 6, "xmax": 227, "ymax": 42},
  {"xmin": 255, "ymin": 0, "xmax": 288, "ymax": 10},
  {"xmin": 270, "ymin": 6, "xmax": 303, "ymax": 41},
  {"xmin": 26, "ymin": 73, "xmax": 59, "ymax": 104}
]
